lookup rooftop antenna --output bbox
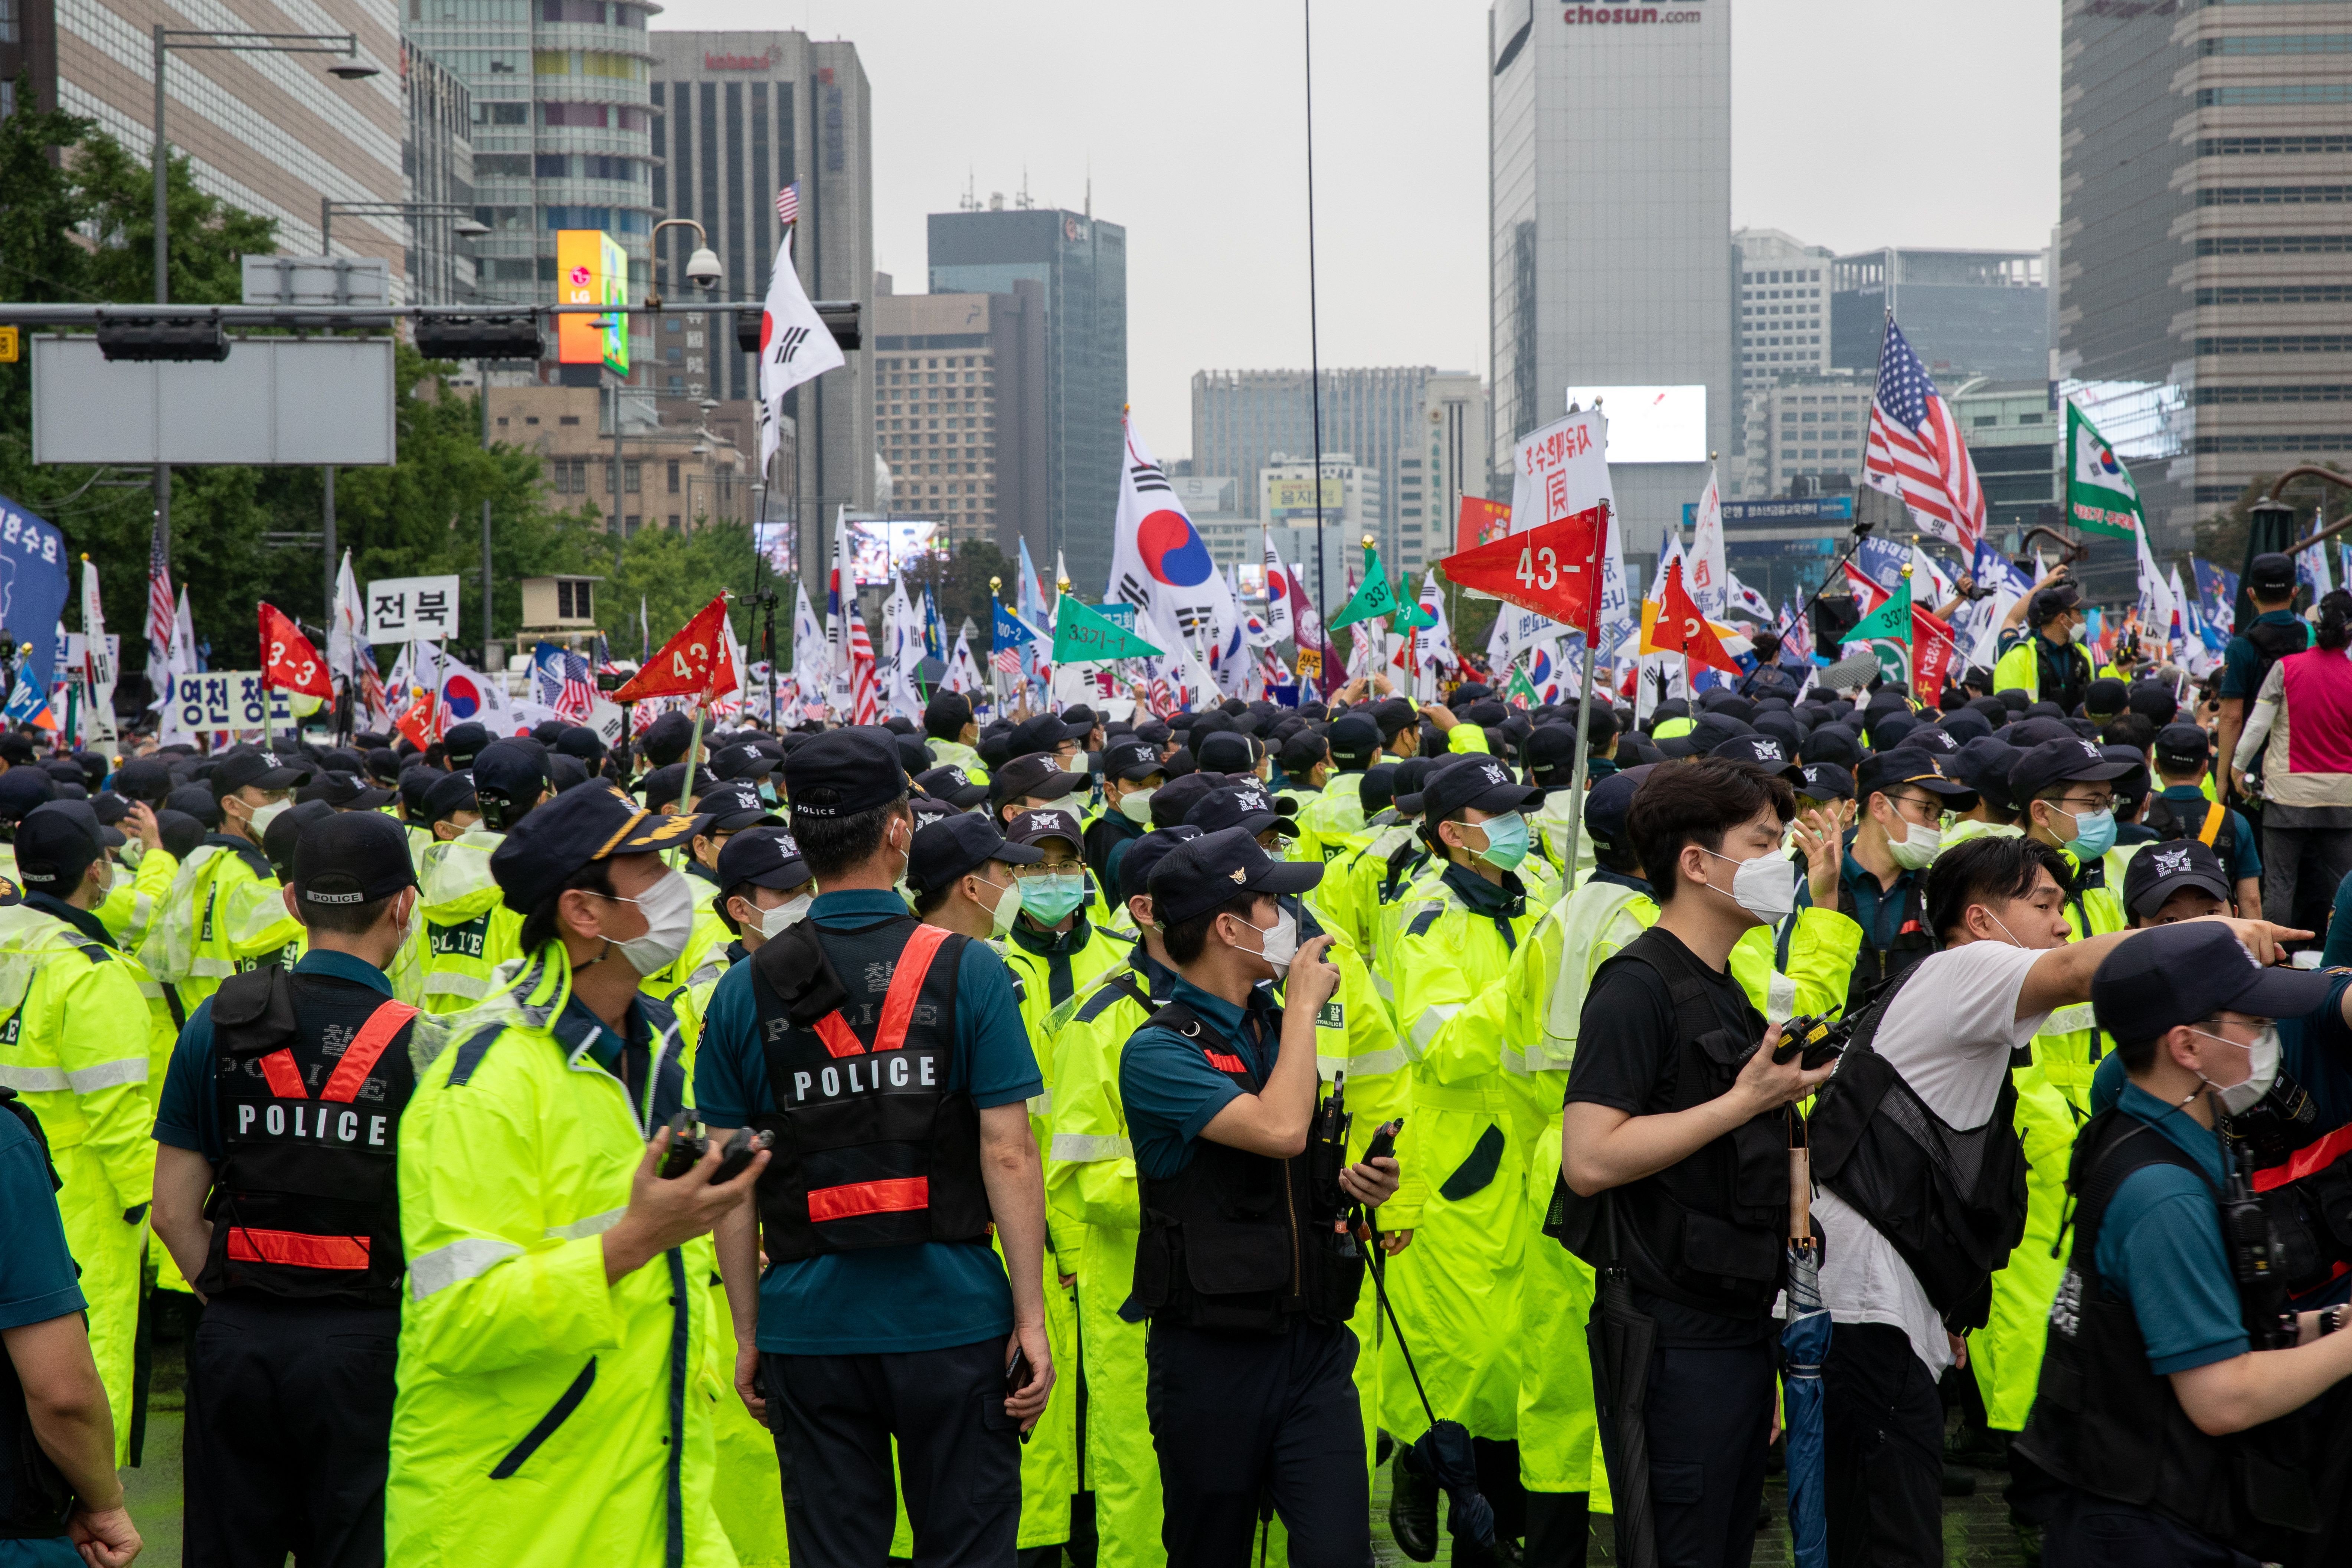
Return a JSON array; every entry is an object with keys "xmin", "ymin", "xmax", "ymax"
[
  {"xmin": 1303, "ymin": 0, "xmax": 1328, "ymax": 619},
  {"xmin": 959, "ymin": 168, "xmax": 979, "ymax": 212},
  {"xmin": 1017, "ymin": 166, "xmax": 1032, "ymax": 209}
]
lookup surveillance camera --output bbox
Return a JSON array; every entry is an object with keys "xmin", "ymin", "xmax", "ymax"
[{"xmin": 685, "ymin": 246, "xmax": 722, "ymax": 289}]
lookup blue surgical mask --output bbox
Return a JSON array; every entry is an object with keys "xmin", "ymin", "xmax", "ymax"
[
  {"xmin": 2060, "ymin": 806, "xmax": 2117, "ymax": 861},
  {"xmin": 1022, "ymin": 873, "xmax": 1087, "ymax": 924},
  {"xmin": 1474, "ymin": 812, "xmax": 1531, "ymax": 872}
]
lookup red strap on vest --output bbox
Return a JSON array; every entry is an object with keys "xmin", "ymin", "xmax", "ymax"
[
  {"xmin": 807, "ymin": 1176, "xmax": 929, "ymax": 1224},
  {"xmin": 226, "ymin": 1225, "xmax": 371, "ymax": 1270},
  {"xmin": 320, "ymin": 999, "xmax": 419, "ymax": 1104},
  {"xmin": 257, "ymin": 1051, "xmax": 307, "ymax": 1099},
  {"xmin": 810, "ymin": 923, "xmax": 955, "ymax": 1058},
  {"xmin": 1205, "ymin": 1050, "xmax": 1247, "ymax": 1074}
]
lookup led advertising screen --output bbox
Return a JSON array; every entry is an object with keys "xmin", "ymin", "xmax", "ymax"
[
  {"xmin": 555, "ymin": 230, "xmax": 629, "ymax": 375},
  {"xmin": 1563, "ymin": 385, "xmax": 1707, "ymax": 464},
  {"xmin": 849, "ymin": 520, "xmax": 945, "ymax": 585}
]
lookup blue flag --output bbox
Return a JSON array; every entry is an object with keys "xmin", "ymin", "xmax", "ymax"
[
  {"xmin": 2192, "ymin": 557, "xmax": 2238, "ymax": 636},
  {"xmin": 923, "ymin": 586, "xmax": 946, "ymax": 663},
  {"xmin": 0, "ymin": 494, "xmax": 73, "ymax": 691},
  {"xmin": 1, "ymin": 670, "xmax": 55, "ymax": 730},
  {"xmin": 991, "ymin": 600, "xmax": 1036, "ymax": 651}
]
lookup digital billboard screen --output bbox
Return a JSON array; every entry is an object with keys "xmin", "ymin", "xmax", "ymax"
[{"xmin": 1563, "ymin": 384, "xmax": 1707, "ymax": 464}]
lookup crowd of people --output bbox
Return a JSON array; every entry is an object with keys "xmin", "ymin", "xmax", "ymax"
[{"xmin": 10, "ymin": 548, "xmax": 2352, "ymax": 1568}]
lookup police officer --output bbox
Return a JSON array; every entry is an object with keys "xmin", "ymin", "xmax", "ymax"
[
  {"xmin": 1992, "ymin": 583, "xmax": 2095, "ymax": 713},
  {"xmin": 1293, "ymin": 713, "xmax": 1385, "ymax": 862},
  {"xmin": 1835, "ymin": 749, "xmax": 1979, "ymax": 1013},
  {"xmin": 924, "ymin": 690, "xmax": 992, "ymax": 784},
  {"xmin": 656, "ymin": 776, "xmax": 782, "ymax": 1008},
  {"xmin": 1086, "ymin": 735, "xmax": 1165, "ymax": 893},
  {"xmin": 693, "ymin": 729, "xmax": 1055, "ymax": 1568},
  {"xmin": 670, "ymin": 823, "xmax": 815, "ymax": 1045},
  {"xmin": 141, "ymin": 747, "xmax": 310, "ymax": 1014},
  {"xmin": 150, "ymin": 811, "xmax": 424, "ymax": 1566},
  {"xmin": 385, "ymin": 782, "xmax": 755, "ymax": 1567},
  {"xmin": 2016, "ymin": 920, "xmax": 2352, "ymax": 1566},
  {"xmin": 1121, "ymin": 826, "xmax": 1401, "ymax": 1566}
]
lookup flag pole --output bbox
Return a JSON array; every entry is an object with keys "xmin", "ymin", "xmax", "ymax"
[{"xmin": 1557, "ymin": 500, "xmax": 1610, "ymax": 881}]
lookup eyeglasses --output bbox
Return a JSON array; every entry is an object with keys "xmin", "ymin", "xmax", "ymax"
[{"xmin": 2055, "ymin": 794, "xmax": 2114, "ymax": 814}]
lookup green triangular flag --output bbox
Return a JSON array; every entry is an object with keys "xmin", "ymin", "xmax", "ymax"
[
  {"xmin": 1390, "ymin": 576, "xmax": 1437, "ymax": 632},
  {"xmin": 1508, "ymin": 663, "xmax": 1543, "ymax": 708},
  {"xmin": 1051, "ymin": 595, "xmax": 1164, "ymax": 664},
  {"xmin": 1841, "ymin": 573, "xmax": 1913, "ymax": 646},
  {"xmin": 1326, "ymin": 546, "xmax": 1400, "ymax": 631}
]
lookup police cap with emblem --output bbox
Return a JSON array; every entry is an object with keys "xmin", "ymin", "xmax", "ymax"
[
  {"xmin": 783, "ymin": 727, "xmax": 910, "ymax": 820},
  {"xmin": 213, "ymin": 747, "xmax": 312, "ymax": 798},
  {"xmin": 490, "ymin": 782, "xmax": 710, "ymax": 914},
  {"xmin": 1006, "ymin": 807, "xmax": 1086, "ymax": 854},
  {"xmin": 1102, "ymin": 737, "xmax": 1165, "ymax": 783},
  {"xmin": 294, "ymin": 809, "xmax": 419, "ymax": 908},
  {"xmin": 2122, "ymin": 838, "xmax": 2233, "ymax": 921},
  {"xmin": 1148, "ymin": 825, "xmax": 1322, "ymax": 926},
  {"xmin": 1711, "ymin": 733, "xmax": 1805, "ymax": 783},
  {"xmin": 907, "ymin": 812, "xmax": 1043, "ymax": 898},
  {"xmin": 1856, "ymin": 749, "xmax": 1978, "ymax": 807},
  {"xmin": 715, "ymin": 824, "xmax": 814, "ymax": 894},
  {"xmin": 915, "ymin": 765, "xmax": 989, "ymax": 810},
  {"xmin": 698, "ymin": 777, "xmax": 783, "ymax": 834},
  {"xmin": 14, "ymin": 801, "xmax": 111, "ymax": 889},
  {"xmin": 2007, "ymin": 736, "xmax": 2135, "ymax": 802},
  {"xmin": 1656, "ymin": 711, "xmax": 1756, "ymax": 760},
  {"xmin": 2091, "ymin": 920, "xmax": 2333, "ymax": 1045},
  {"xmin": 1122, "ymin": 823, "xmax": 1201, "ymax": 906},
  {"xmin": 1185, "ymin": 782, "xmax": 1297, "ymax": 841},
  {"xmin": 989, "ymin": 752, "xmax": 1083, "ymax": 809},
  {"xmin": 1420, "ymin": 754, "xmax": 1545, "ymax": 825},
  {"xmin": 713, "ymin": 742, "xmax": 779, "ymax": 781},
  {"xmin": 1797, "ymin": 763, "xmax": 1855, "ymax": 803}
]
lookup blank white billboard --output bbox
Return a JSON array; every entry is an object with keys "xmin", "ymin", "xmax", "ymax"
[
  {"xmin": 1564, "ymin": 385, "xmax": 1708, "ymax": 464},
  {"xmin": 31, "ymin": 335, "xmax": 396, "ymax": 466}
]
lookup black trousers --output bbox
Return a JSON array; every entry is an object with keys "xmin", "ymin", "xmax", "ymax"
[
  {"xmin": 1642, "ymin": 1337, "xmax": 1774, "ymax": 1568},
  {"xmin": 183, "ymin": 1293, "xmax": 398, "ymax": 1568},
  {"xmin": 1144, "ymin": 1318, "xmax": 1370, "ymax": 1568},
  {"xmin": 2042, "ymin": 1488, "xmax": 2265, "ymax": 1568},
  {"xmin": 763, "ymin": 1338, "xmax": 1022, "ymax": 1568},
  {"xmin": 1821, "ymin": 1322, "xmax": 1943, "ymax": 1568}
]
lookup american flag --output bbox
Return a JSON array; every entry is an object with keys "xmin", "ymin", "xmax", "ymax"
[
  {"xmin": 1863, "ymin": 320, "xmax": 1985, "ymax": 552},
  {"xmin": 847, "ymin": 606, "xmax": 878, "ymax": 724},
  {"xmin": 592, "ymin": 633, "xmax": 621, "ymax": 678},
  {"xmin": 145, "ymin": 514, "xmax": 176, "ymax": 670},
  {"xmin": 993, "ymin": 645, "xmax": 1021, "ymax": 676},
  {"xmin": 775, "ymin": 181, "xmax": 799, "ymax": 228},
  {"xmin": 539, "ymin": 645, "xmax": 596, "ymax": 721}
]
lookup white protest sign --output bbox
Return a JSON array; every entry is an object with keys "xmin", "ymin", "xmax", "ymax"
[{"xmin": 366, "ymin": 575, "xmax": 462, "ymax": 645}]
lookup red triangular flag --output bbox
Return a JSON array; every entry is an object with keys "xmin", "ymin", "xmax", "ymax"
[
  {"xmin": 259, "ymin": 603, "xmax": 336, "ymax": 699},
  {"xmin": 393, "ymin": 682, "xmax": 437, "ymax": 749},
  {"xmin": 1437, "ymin": 503, "xmax": 1607, "ymax": 631},
  {"xmin": 1652, "ymin": 560, "xmax": 1743, "ymax": 676},
  {"xmin": 613, "ymin": 593, "xmax": 740, "ymax": 704}
]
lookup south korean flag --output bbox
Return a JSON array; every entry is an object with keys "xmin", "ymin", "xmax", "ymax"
[{"xmin": 756, "ymin": 228, "xmax": 845, "ymax": 476}]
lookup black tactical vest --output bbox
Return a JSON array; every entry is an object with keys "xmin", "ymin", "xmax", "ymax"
[
  {"xmin": 1123, "ymin": 999, "xmax": 1364, "ymax": 1333},
  {"xmin": 1550, "ymin": 927, "xmax": 1789, "ymax": 1317},
  {"xmin": 0, "ymin": 1089, "xmax": 72, "ymax": 1541},
  {"xmin": 196, "ymin": 965, "xmax": 418, "ymax": 1307},
  {"xmin": 747, "ymin": 914, "xmax": 994, "ymax": 1263},
  {"xmin": 1835, "ymin": 868, "xmax": 1936, "ymax": 1018},
  {"xmin": 2014, "ymin": 1108, "xmax": 2318, "ymax": 1560},
  {"xmin": 1806, "ymin": 965, "xmax": 2028, "ymax": 1332}
]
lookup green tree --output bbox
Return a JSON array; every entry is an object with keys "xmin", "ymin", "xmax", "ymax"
[{"xmin": 602, "ymin": 520, "xmax": 759, "ymax": 660}]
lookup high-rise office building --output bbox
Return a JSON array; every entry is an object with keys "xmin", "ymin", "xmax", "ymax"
[
  {"xmin": 20, "ymin": 0, "xmax": 409, "ymax": 288},
  {"xmin": 403, "ymin": 40, "xmax": 477, "ymax": 305},
  {"xmin": 1490, "ymin": 0, "xmax": 1731, "ymax": 539},
  {"xmin": 1829, "ymin": 247, "xmax": 2048, "ymax": 384},
  {"xmin": 870, "ymin": 282, "xmax": 1046, "ymax": 553},
  {"xmin": 928, "ymin": 208, "xmax": 1126, "ymax": 590},
  {"xmin": 645, "ymin": 32, "xmax": 875, "ymax": 573},
  {"xmin": 2058, "ymin": 2, "xmax": 2352, "ymax": 552},
  {"xmin": 1734, "ymin": 229, "xmax": 1835, "ymax": 387},
  {"xmin": 1413, "ymin": 372, "xmax": 1489, "ymax": 567},
  {"xmin": 1189, "ymin": 367, "xmax": 1432, "ymax": 563}
]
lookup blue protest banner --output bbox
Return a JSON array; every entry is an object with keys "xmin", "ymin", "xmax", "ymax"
[{"xmin": 0, "ymin": 494, "xmax": 72, "ymax": 690}]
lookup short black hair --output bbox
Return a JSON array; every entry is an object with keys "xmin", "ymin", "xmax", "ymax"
[
  {"xmin": 299, "ymin": 891, "xmax": 402, "ymax": 937},
  {"xmin": 1164, "ymin": 890, "xmax": 1267, "ymax": 966},
  {"xmin": 910, "ymin": 877, "xmax": 953, "ymax": 918},
  {"xmin": 2100, "ymin": 714, "xmax": 2156, "ymax": 755},
  {"xmin": 1923, "ymin": 835, "xmax": 2068, "ymax": 943},
  {"xmin": 716, "ymin": 879, "xmax": 758, "ymax": 934},
  {"xmin": 792, "ymin": 795, "xmax": 906, "ymax": 883},
  {"xmin": 519, "ymin": 858, "xmax": 617, "ymax": 953},
  {"xmin": 1624, "ymin": 757, "xmax": 1795, "ymax": 904},
  {"xmin": 2119, "ymin": 1011, "xmax": 2225, "ymax": 1076}
]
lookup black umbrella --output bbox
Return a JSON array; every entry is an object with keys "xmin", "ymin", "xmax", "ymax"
[
  {"xmin": 1586, "ymin": 1200, "xmax": 1659, "ymax": 1568},
  {"xmin": 1365, "ymin": 1217, "xmax": 1495, "ymax": 1553}
]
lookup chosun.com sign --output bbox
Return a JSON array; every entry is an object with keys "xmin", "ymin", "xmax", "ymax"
[{"xmin": 1564, "ymin": 4, "xmax": 1705, "ymax": 21}]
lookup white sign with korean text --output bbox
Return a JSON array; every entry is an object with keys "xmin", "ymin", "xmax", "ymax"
[
  {"xmin": 367, "ymin": 576, "xmax": 462, "ymax": 645},
  {"xmin": 160, "ymin": 671, "xmax": 294, "ymax": 744}
]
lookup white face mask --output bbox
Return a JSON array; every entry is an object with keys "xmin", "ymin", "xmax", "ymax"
[
  {"xmin": 980, "ymin": 873, "xmax": 1024, "ymax": 937},
  {"xmin": 607, "ymin": 868, "xmax": 696, "ymax": 977},
  {"xmin": 1233, "ymin": 907, "xmax": 1299, "ymax": 977},
  {"xmin": 247, "ymin": 799, "xmax": 290, "ymax": 838},
  {"xmin": 1887, "ymin": 815, "xmax": 1943, "ymax": 871},
  {"xmin": 1118, "ymin": 788, "xmax": 1157, "ymax": 825},
  {"xmin": 2191, "ymin": 1023, "xmax": 2282, "ymax": 1118},
  {"xmin": 1701, "ymin": 845, "xmax": 1798, "ymax": 924},
  {"xmin": 756, "ymin": 893, "xmax": 813, "ymax": 942}
]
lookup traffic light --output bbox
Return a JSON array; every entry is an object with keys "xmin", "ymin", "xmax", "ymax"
[
  {"xmin": 414, "ymin": 315, "xmax": 544, "ymax": 361},
  {"xmin": 95, "ymin": 316, "xmax": 229, "ymax": 362},
  {"xmin": 733, "ymin": 301, "xmax": 862, "ymax": 354}
]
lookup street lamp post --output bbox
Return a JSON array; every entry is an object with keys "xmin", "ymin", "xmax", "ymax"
[{"xmin": 149, "ymin": 27, "xmax": 376, "ymax": 589}]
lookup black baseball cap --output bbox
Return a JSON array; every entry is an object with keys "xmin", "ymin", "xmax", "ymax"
[
  {"xmin": 166, "ymin": 780, "xmax": 219, "ymax": 830},
  {"xmin": 14, "ymin": 802, "xmax": 108, "ymax": 889},
  {"xmin": 641, "ymin": 711, "xmax": 693, "ymax": 765},
  {"xmin": 1148, "ymin": 825, "xmax": 1322, "ymax": 924},
  {"xmin": 1328, "ymin": 713, "xmax": 1381, "ymax": 767},
  {"xmin": 156, "ymin": 808, "xmax": 205, "ymax": 860},
  {"xmin": 1658, "ymin": 712, "xmax": 1756, "ymax": 760},
  {"xmin": 1122, "ymin": 824, "xmax": 1201, "ymax": 906},
  {"xmin": 1421, "ymin": 754, "xmax": 1545, "ymax": 823},
  {"xmin": 263, "ymin": 799, "xmax": 336, "ymax": 881},
  {"xmin": 490, "ymin": 782, "xmax": 710, "ymax": 913},
  {"xmin": 294, "ymin": 810, "xmax": 419, "ymax": 910},
  {"xmin": 473, "ymin": 740, "xmax": 549, "ymax": 813},
  {"xmin": 1856, "ymin": 749, "xmax": 1978, "ymax": 806},
  {"xmin": 697, "ymin": 777, "xmax": 781, "ymax": 834},
  {"xmin": 1187, "ymin": 782, "xmax": 1296, "ymax": 841},
  {"xmin": 443, "ymin": 721, "xmax": 490, "ymax": 767},
  {"xmin": 1361, "ymin": 762, "xmax": 1401, "ymax": 816},
  {"xmin": 1799, "ymin": 724, "xmax": 1862, "ymax": 767},
  {"xmin": 1952, "ymin": 738, "xmax": 2025, "ymax": 812},
  {"xmin": 1711, "ymin": 733, "xmax": 1804, "ymax": 782},
  {"xmin": 990, "ymin": 753, "xmax": 1083, "ymax": 808},
  {"xmin": 783, "ymin": 729, "xmax": 910, "ymax": 820},
  {"xmin": 2091, "ymin": 921, "xmax": 2334, "ymax": 1044},
  {"xmin": 2028, "ymin": 584, "xmax": 2084, "ymax": 625},
  {"xmin": 2129, "ymin": 681, "xmax": 2181, "ymax": 727},
  {"xmin": 297, "ymin": 769, "xmax": 398, "ymax": 811},
  {"xmin": 1937, "ymin": 710, "xmax": 1994, "ymax": 744},
  {"xmin": 924, "ymin": 690, "xmax": 975, "ymax": 740},
  {"xmin": 1373, "ymin": 697, "xmax": 1420, "ymax": 742},
  {"xmin": 637, "ymin": 763, "xmax": 716, "ymax": 816},
  {"xmin": 1390, "ymin": 756, "xmax": 1440, "ymax": 818},
  {"xmin": 915, "ymin": 764, "xmax": 990, "ymax": 809},
  {"xmin": 2248, "ymin": 552, "xmax": 2296, "ymax": 596},
  {"xmin": 1197, "ymin": 732, "xmax": 1263, "ymax": 776},
  {"xmin": 713, "ymin": 742, "xmax": 778, "ymax": 781},
  {"xmin": 2154, "ymin": 723, "xmax": 2214, "ymax": 773},
  {"xmin": 114, "ymin": 756, "xmax": 173, "ymax": 805},
  {"xmin": 423, "ymin": 770, "xmax": 480, "ymax": 824},
  {"xmin": 2086, "ymin": 677, "xmax": 2130, "ymax": 718},
  {"xmin": 1902, "ymin": 723, "xmax": 1960, "ymax": 756},
  {"xmin": 1797, "ymin": 763, "xmax": 1855, "ymax": 803},
  {"xmin": 1583, "ymin": 765, "xmax": 1652, "ymax": 857},
  {"xmin": 907, "ymin": 812, "xmax": 1043, "ymax": 898},
  {"xmin": 1101, "ymin": 737, "xmax": 1165, "ymax": 784},
  {"xmin": 1009, "ymin": 714, "xmax": 1079, "ymax": 757},
  {"xmin": 2008, "ymin": 736, "xmax": 2136, "ymax": 802},
  {"xmin": 2122, "ymin": 839, "xmax": 2233, "ymax": 920},
  {"xmin": 213, "ymin": 747, "xmax": 311, "ymax": 798},
  {"xmin": 555, "ymin": 727, "xmax": 607, "ymax": 763},
  {"xmin": 715, "ymin": 824, "xmax": 812, "ymax": 894},
  {"xmin": 0, "ymin": 770, "xmax": 56, "ymax": 824},
  {"xmin": 1150, "ymin": 770, "xmax": 1229, "ymax": 830},
  {"xmin": 1006, "ymin": 806, "xmax": 1086, "ymax": 855}
]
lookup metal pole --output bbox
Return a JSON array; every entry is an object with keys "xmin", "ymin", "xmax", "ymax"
[
  {"xmin": 153, "ymin": 26, "xmax": 170, "ymax": 585},
  {"xmin": 1302, "ymin": 0, "xmax": 1327, "ymax": 619},
  {"xmin": 1555, "ymin": 500, "xmax": 1610, "ymax": 880},
  {"xmin": 481, "ymin": 359, "xmax": 494, "ymax": 661},
  {"xmin": 322, "ymin": 465, "xmax": 336, "ymax": 626},
  {"xmin": 320, "ymin": 196, "xmax": 332, "ymax": 258},
  {"xmin": 611, "ymin": 382, "xmax": 623, "ymax": 534}
]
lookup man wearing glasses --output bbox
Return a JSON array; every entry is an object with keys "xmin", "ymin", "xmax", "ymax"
[
  {"xmin": 1832, "ymin": 749, "xmax": 1979, "ymax": 1015},
  {"xmin": 2010, "ymin": 738, "xmax": 2138, "ymax": 1116}
]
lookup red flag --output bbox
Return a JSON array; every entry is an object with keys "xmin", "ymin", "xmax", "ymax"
[
  {"xmin": 1912, "ymin": 605, "xmax": 1959, "ymax": 703},
  {"xmin": 1438, "ymin": 503, "xmax": 1608, "ymax": 631},
  {"xmin": 613, "ymin": 593, "xmax": 740, "ymax": 704},
  {"xmin": 393, "ymin": 682, "xmax": 437, "ymax": 749},
  {"xmin": 259, "ymin": 604, "xmax": 334, "ymax": 699},
  {"xmin": 1455, "ymin": 495, "xmax": 1512, "ymax": 552},
  {"xmin": 1651, "ymin": 559, "xmax": 1743, "ymax": 676}
]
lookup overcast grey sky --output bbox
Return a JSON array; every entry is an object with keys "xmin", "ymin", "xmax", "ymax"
[{"xmin": 657, "ymin": 0, "xmax": 2060, "ymax": 458}]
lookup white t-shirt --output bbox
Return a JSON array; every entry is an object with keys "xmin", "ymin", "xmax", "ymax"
[{"xmin": 1812, "ymin": 940, "xmax": 2053, "ymax": 1375}]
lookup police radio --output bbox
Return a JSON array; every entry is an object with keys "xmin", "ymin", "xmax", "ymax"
[
  {"xmin": 2218, "ymin": 1133, "xmax": 2298, "ymax": 1351},
  {"xmin": 658, "ymin": 1113, "xmax": 772, "ymax": 1183},
  {"xmin": 1734, "ymin": 1011, "xmax": 1855, "ymax": 1072},
  {"xmin": 1309, "ymin": 1074, "xmax": 1356, "ymax": 1258}
]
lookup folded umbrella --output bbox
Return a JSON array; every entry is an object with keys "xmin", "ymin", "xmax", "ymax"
[
  {"xmin": 1781, "ymin": 1253, "xmax": 1832, "ymax": 1568},
  {"xmin": 1365, "ymin": 1215, "xmax": 1497, "ymax": 1554},
  {"xmin": 1587, "ymin": 1263, "xmax": 1659, "ymax": 1568}
]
